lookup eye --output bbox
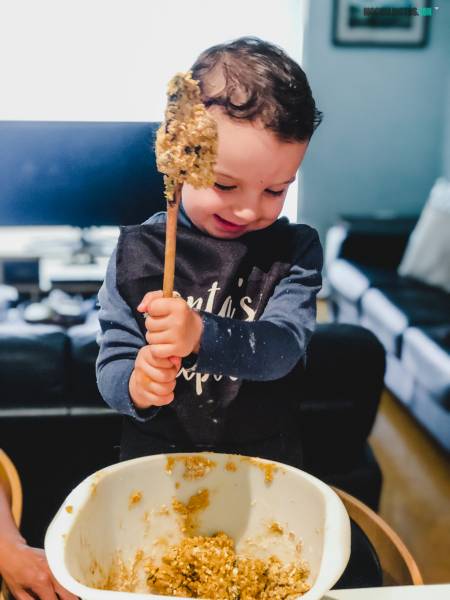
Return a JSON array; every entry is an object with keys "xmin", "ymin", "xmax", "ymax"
[
  {"xmin": 214, "ymin": 182, "xmax": 236, "ymax": 191},
  {"xmin": 265, "ymin": 189, "xmax": 285, "ymax": 197},
  {"xmin": 214, "ymin": 182, "xmax": 236, "ymax": 192}
]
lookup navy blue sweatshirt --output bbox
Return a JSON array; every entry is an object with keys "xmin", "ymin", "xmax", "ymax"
[{"xmin": 96, "ymin": 204, "xmax": 323, "ymax": 441}]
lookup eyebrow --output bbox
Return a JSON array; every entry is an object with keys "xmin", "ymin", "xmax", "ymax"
[{"xmin": 215, "ymin": 172, "xmax": 296, "ymax": 186}]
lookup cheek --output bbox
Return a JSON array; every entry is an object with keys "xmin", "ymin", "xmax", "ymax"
[
  {"xmin": 182, "ymin": 185, "xmax": 221, "ymax": 217},
  {"xmin": 261, "ymin": 197, "xmax": 285, "ymax": 222}
]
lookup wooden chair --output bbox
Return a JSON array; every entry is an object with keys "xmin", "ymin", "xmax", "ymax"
[
  {"xmin": 335, "ymin": 487, "xmax": 423, "ymax": 586},
  {"xmin": 0, "ymin": 449, "xmax": 23, "ymax": 600}
]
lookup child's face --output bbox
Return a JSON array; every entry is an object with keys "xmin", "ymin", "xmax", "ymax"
[{"xmin": 182, "ymin": 107, "xmax": 309, "ymax": 239}]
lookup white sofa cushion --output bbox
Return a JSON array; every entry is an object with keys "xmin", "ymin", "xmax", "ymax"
[{"xmin": 398, "ymin": 177, "xmax": 450, "ymax": 293}]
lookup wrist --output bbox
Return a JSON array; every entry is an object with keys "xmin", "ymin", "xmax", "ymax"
[
  {"xmin": 191, "ymin": 310, "xmax": 204, "ymax": 354},
  {"xmin": 0, "ymin": 532, "xmax": 27, "ymax": 562}
]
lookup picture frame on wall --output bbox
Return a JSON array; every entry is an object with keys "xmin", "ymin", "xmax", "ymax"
[{"xmin": 332, "ymin": 0, "xmax": 432, "ymax": 48}]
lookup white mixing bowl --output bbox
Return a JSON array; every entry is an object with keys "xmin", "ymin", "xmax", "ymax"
[{"xmin": 45, "ymin": 452, "xmax": 350, "ymax": 599}]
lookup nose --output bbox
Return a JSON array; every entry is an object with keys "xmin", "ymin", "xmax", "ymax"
[{"xmin": 230, "ymin": 193, "xmax": 260, "ymax": 224}]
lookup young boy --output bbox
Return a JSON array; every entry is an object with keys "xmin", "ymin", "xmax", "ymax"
[{"xmin": 96, "ymin": 37, "xmax": 323, "ymax": 466}]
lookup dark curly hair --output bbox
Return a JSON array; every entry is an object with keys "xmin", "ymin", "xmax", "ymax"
[{"xmin": 191, "ymin": 36, "xmax": 323, "ymax": 143}]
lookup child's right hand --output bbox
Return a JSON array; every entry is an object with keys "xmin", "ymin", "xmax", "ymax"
[{"xmin": 129, "ymin": 346, "xmax": 181, "ymax": 409}]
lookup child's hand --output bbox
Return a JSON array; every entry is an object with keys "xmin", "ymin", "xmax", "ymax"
[
  {"xmin": 0, "ymin": 540, "xmax": 77, "ymax": 600},
  {"xmin": 137, "ymin": 291, "xmax": 203, "ymax": 359},
  {"xmin": 129, "ymin": 345, "xmax": 181, "ymax": 409}
]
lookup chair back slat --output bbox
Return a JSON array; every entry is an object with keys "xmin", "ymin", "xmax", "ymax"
[
  {"xmin": 335, "ymin": 487, "xmax": 423, "ymax": 586},
  {"xmin": 0, "ymin": 449, "xmax": 23, "ymax": 600}
]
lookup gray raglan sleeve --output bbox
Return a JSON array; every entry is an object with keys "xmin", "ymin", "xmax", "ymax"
[
  {"xmin": 194, "ymin": 227, "xmax": 323, "ymax": 381},
  {"xmin": 95, "ymin": 247, "xmax": 160, "ymax": 422}
]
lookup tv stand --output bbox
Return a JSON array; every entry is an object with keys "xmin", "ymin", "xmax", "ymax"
[
  {"xmin": 67, "ymin": 231, "xmax": 103, "ymax": 266},
  {"xmin": 0, "ymin": 225, "xmax": 119, "ymax": 295}
]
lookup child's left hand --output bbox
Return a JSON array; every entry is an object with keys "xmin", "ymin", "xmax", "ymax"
[{"xmin": 137, "ymin": 291, "xmax": 203, "ymax": 359}]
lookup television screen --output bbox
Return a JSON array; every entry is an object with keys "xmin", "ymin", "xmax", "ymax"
[{"xmin": 0, "ymin": 121, "xmax": 166, "ymax": 227}]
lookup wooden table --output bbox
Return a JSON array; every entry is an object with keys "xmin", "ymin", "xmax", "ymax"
[{"xmin": 325, "ymin": 584, "xmax": 450, "ymax": 599}]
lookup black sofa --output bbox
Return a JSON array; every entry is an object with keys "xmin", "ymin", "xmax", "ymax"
[
  {"xmin": 326, "ymin": 215, "xmax": 450, "ymax": 453},
  {"xmin": 0, "ymin": 121, "xmax": 386, "ymax": 547},
  {"xmin": 0, "ymin": 305, "xmax": 385, "ymax": 545}
]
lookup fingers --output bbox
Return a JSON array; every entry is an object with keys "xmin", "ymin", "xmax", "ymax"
[
  {"xmin": 137, "ymin": 366, "xmax": 177, "ymax": 395},
  {"xmin": 131, "ymin": 345, "xmax": 180, "ymax": 409},
  {"xmin": 146, "ymin": 378, "xmax": 176, "ymax": 397},
  {"xmin": 141, "ymin": 336, "xmax": 179, "ymax": 361},
  {"xmin": 139, "ymin": 346, "xmax": 175, "ymax": 369},
  {"xmin": 34, "ymin": 586, "xmax": 59, "ymax": 600},
  {"xmin": 5, "ymin": 547, "xmax": 60, "ymax": 600},
  {"xmin": 144, "ymin": 314, "xmax": 182, "ymax": 345},
  {"xmin": 140, "ymin": 373, "xmax": 176, "ymax": 396},
  {"xmin": 140, "ymin": 362, "xmax": 178, "ymax": 385},
  {"xmin": 144, "ymin": 314, "xmax": 170, "ymax": 333},
  {"xmin": 142, "ymin": 297, "xmax": 200, "ymax": 358},
  {"xmin": 132, "ymin": 379, "xmax": 175, "ymax": 408},
  {"xmin": 130, "ymin": 373, "xmax": 175, "ymax": 409},
  {"xmin": 137, "ymin": 291, "xmax": 182, "ymax": 314},
  {"xmin": 145, "ymin": 330, "xmax": 171, "ymax": 346},
  {"xmin": 12, "ymin": 590, "xmax": 35, "ymax": 600},
  {"xmin": 140, "ymin": 392, "xmax": 175, "ymax": 407},
  {"xmin": 52, "ymin": 579, "xmax": 79, "ymax": 600},
  {"xmin": 147, "ymin": 344, "xmax": 178, "ymax": 359},
  {"xmin": 147, "ymin": 297, "xmax": 184, "ymax": 318},
  {"xmin": 137, "ymin": 290, "xmax": 164, "ymax": 313},
  {"xmin": 30, "ymin": 571, "xmax": 59, "ymax": 600}
]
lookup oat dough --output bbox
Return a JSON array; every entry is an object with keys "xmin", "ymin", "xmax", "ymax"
[{"xmin": 156, "ymin": 71, "xmax": 218, "ymax": 201}]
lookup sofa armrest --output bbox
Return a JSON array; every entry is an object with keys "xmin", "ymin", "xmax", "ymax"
[
  {"xmin": 295, "ymin": 323, "xmax": 386, "ymax": 473},
  {"xmin": 0, "ymin": 285, "xmax": 18, "ymax": 318},
  {"xmin": 325, "ymin": 215, "xmax": 418, "ymax": 270},
  {"xmin": 0, "ymin": 319, "xmax": 67, "ymax": 411}
]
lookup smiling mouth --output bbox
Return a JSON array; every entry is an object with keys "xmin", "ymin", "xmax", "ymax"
[{"xmin": 213, "ymin": 214, "xmax": 247, "ymax": 230}]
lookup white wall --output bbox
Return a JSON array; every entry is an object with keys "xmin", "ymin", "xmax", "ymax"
[{"xmin": 0, "ymin": 0, "xmax": 308, "ymax": 222}]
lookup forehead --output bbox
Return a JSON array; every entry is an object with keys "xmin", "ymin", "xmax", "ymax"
[{"xmin": 210, "ymin": 107, "xmax": 308, "ymax": 184}]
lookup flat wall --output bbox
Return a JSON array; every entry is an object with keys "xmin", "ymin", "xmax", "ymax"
[{"xmin": 299, "ymin": 1, "xmax": 450, "ymax": 241}]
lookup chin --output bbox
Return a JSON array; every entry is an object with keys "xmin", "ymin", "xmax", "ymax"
[{"xmin": 208, "ymin": 228, "xmax": 247, "ymax": 240}]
